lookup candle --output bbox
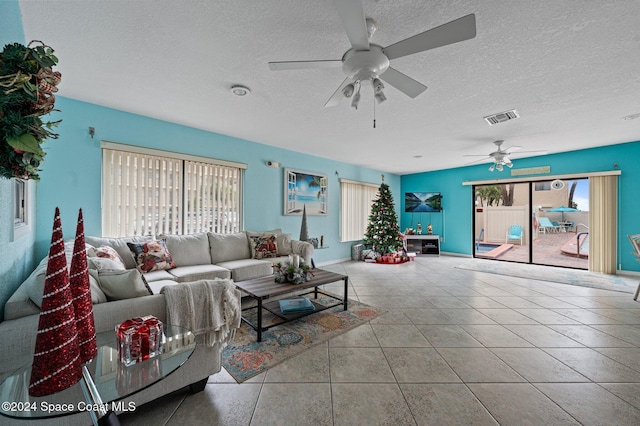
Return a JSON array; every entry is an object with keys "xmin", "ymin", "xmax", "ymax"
[{"xmin": 293, "ymin": 254, "xmax": 300, "ymax": 268}]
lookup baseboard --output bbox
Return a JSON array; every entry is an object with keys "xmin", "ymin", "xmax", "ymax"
[
  {"xmin": 440, "ymin": 251, "xmax": 472, "ymax": 258},
  {"xmin": 316, "ymin": 257, "xmax": 351, "ymax": 267},
  {"xmin": 618, "ymin": 269, "xmax": 640, "ymax": 278}
]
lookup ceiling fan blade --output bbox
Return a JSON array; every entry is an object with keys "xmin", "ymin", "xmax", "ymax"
[
  {"xmin": 383, "ymin": 13, "xmax": 476, "ymax": 60},
  {"xmin": 463, "ymin": 154, "xmax": 491, "ymax": 157},
  {"xmin": 268, "ymin": 60, "xmax": 342, "ymax": 71},
  {"xmin": 379, "ymin": 67, "xmax": 427, "ymax": 98},
  {"xmin": 464, "ymin": 157, "xmax": 492, "ymax": 165},
  {"xmin": 324, "ymin": 77, "xmax": 354, "ymax": 108},
  {"xmin": 333, "ymin": 0, "xmax": 370, "ymax": 50},
  {"xmin": 508, "ymin": 149, "xmax": 548, "ymax": 155}
]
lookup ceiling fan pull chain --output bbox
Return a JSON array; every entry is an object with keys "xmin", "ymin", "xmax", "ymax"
[{"xmin": 373, "ymin": 96, "xmax": 376, "ymax": 128}]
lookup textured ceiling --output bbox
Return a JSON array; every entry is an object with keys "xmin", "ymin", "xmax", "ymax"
[{"xmin": 18, "ymin": 0, "xmax": 640, "ymax": 174}]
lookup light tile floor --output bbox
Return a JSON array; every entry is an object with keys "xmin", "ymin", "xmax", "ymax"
[{"xmin": 120, "ymin": 256, "xmax": 640, "ymax": 425}]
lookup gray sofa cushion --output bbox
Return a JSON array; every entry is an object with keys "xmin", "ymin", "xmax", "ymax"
[
  {"xmin": 158, "ymin": 233, "xmax": 212, "ymax": 266},
  {"xmin": 85, "ymin": 235, "xmax": 151, "ymax": 269},
  {"xmin": 208, "ymin": 232, "xmax": 251, "ymax": 263},
  {"xmin": 146, "ymin": 279, "xmax": 181, "ymax": 295},
  {"xmin": 89, "ymin": 269, "xmax": 152, "ymax": 301},
  {"xmin": 142, "ymin": 269, "xmax": 176, "ymax": 282},
  {"xmin": 216, "ymin": 259, "xmax": 274, "ymax": 282},
  {"xmin": 167, "ymin": 264, "xmax": 231, "ymax": 282}
]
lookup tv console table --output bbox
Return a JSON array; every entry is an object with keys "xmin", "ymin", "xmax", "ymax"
[{"xmin": 405, "ymin": 235, "xmax": 440, "ymax": 256}]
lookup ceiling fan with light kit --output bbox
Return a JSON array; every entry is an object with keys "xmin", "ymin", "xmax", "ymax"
[
  {"xmin": 268, "ymin": 0, "xmax": 477, "ymax": 109},
  {"xmin": 464, "ymin": 140, "xmax": 548, "ymax": 172}
]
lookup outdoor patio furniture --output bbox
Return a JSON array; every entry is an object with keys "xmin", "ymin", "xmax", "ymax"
[
  {"xmin": 628, "ymin": 234, "xmax": 640, "ymax": 301},
  {"xmin": 506, "ymin": 225, "xmax": 523, "ymax": 245},
  {"xmin": 538, "ymin": 217, "xmax": 561, "ymax": 233}
]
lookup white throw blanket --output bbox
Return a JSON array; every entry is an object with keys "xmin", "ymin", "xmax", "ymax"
[{"xmin": 161, "ymin": 278, "xmax": 241, "ymax": 347}]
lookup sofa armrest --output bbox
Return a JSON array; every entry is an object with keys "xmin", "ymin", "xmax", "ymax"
[{"xmin": 291, "ymin": 240, "xmax": 314, "ymax": 265}]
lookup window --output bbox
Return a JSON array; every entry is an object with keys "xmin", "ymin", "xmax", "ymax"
[
  {"xmin": 13, "ymin": 178, "xmax": 26, "ymax": 226},
  {"xmin": 101, "ymin": 142, "xmax": 245, "ymax": 237},
  {"xmin": 535, "ymin": 182, "xmax": 551, "ymax": 191},
  {"xmin": 340, "ymin": 179, "xmax": 378, "ymax": 242},
  {"xmin": 11, "ymin": 178, "xmax": 30, "ymax": 241}
]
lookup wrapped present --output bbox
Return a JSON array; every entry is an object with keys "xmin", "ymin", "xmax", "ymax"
[{"xmin": 116, "ymin": 316, "xmax": 163, "ymax": 366}]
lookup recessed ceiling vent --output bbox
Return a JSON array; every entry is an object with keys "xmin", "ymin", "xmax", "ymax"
[{"xmin": 484, "ymin": 109, "xmax": 519, "ymax": 126}]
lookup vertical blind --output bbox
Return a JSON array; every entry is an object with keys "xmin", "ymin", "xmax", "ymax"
[
  {"xmin": 589, "ymin": 175, "xmax": 618, "ymax": 273},
  {"xmin": 184, "ymin": 160, "xmax": 241, "ymax": 234},
  {"xmin": 340, "ymin": 179, "xmax": 378, "ymax": 242},
  {"xmin": 102, "ymin": 144, "xmax": 244, "ymax": 238}
]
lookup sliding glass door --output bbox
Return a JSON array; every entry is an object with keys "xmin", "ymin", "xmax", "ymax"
[
  {"xmin": 474, "ymin": 182, "xmax": 531, "ymax": 262},
  {"xmin": 473, "ymin": 178, "xmax": 589, "ymax": 270},
  {"xmin": 532, "ymin": 178, "xmax": 589, "ymax": 269}
]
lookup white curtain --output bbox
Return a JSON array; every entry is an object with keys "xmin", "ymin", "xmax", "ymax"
[
  {"xmin": 589, "ymin": 175, "xmax": 617, "ymax": 273},
  {"xmin": 340, "ymin": 179, "xmax": 378, "ymax": 242}
]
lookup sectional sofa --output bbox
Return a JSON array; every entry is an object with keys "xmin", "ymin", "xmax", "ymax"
[{"xmin": 0, "ymin": 229, "xmax": 313, "ymax": 425}]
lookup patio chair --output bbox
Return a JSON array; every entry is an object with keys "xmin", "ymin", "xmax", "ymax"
[
  {"xmin": 628, "ymin": 234, "xmax": 640, "ymax": 301},
  {"xmin": 506, "ymin": 225, "xmax": 523, "ymax": 245},
  {"xmin": 538, "ymin": 217, "xmax": 560, "ymax": 234}
]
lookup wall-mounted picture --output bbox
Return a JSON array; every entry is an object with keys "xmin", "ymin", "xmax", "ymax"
[
  {"xmin": 284, "ymin": 168, "xmax": 328, "ymax": 215},
  {"xmin": 405, "ymin": 192, "xmax": 443, "ymax": 212}
]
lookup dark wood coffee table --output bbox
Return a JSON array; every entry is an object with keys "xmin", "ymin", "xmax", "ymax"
[{"xmin": 234, "ymin": 269, "xmax": 349, "ymax": 341}]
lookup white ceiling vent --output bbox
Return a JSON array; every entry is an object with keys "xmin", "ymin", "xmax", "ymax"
[{"xmin": 484, "ymin": 109, "xmax": 519, "ymax": 126}]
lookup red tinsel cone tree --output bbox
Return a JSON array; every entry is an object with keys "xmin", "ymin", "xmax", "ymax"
[
  {"xmin": 70, "ymin": 208, "xmax": 97, "ymax": 363},
  {"xmin": 29, "ymin": 207, "xmax": 82, "ymax": 397}
]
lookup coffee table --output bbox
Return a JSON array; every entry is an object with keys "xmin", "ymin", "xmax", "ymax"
[
  {"xmin": 0, "ymin": 324, "xmax": 195, "ymax": 425},
  {"xmin": 234, "ymin": 268, "xmax": 349, "ymax": 341}
]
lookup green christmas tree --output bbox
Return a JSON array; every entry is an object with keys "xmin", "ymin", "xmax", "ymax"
[{"xmin": 363, "ymin": 178, "xmax": 403, "ymax": 254}]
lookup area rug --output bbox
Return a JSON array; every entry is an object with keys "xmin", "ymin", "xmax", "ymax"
[
  {"xmin": 457, "ymin": 260, "xmax": 638, "ymax": 294},
  {"xmin": 221, "ymin": 295, "xmax": 385, "ymax": 383}
]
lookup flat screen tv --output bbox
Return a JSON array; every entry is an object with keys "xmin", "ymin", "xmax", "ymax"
[{"xmin": 405, "ymin": 192, "xmax": 442, "ymax": 213}]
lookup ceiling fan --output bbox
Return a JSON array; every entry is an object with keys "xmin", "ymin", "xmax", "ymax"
[
  {"xmin": 464, "ymin": 140, "xmax": 548, "ymax": 172},
  {"xmin": 268, "ymin": 0, "xmax": 476, "ymax": 109}
]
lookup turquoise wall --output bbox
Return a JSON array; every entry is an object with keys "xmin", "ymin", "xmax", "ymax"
[
  {"xmin": 401, "ymin": 141, "xmax": 640, "ymax": 272},
  {"xmin": 0, "ymin": 0, "xmax": 36, "ymax": 319},
  {"xmin": 35, "ymin": 97, "xmax": 399, "ymax": 264}
]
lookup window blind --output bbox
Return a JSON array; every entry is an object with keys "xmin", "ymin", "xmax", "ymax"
[
  {"xmin": 102, "ymin": 145, "xmax": 243, "ymax": 238},
  {"xmin": 340, "ymin": 179, "xmax": 378, "ymax": 242}
]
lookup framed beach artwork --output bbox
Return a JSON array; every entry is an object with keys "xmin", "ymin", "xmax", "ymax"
[{"xmin": 284, "ymin": 168, "xmax": 328, "ymax": 215}]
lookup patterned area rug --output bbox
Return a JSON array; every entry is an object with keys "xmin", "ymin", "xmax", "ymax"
[
  {"xmin": 457, "ymin": 260, "xmax": 638, "ymax": 293},
  {"xmin": 221, "ymin": 296, "xmax": 385, "ymax": 383}
]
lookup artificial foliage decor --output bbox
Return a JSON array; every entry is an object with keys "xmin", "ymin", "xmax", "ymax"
[
  {"xmin": 273, "ymin": 261, "xmax": 313, "ymax": 284},
  {"xmin": 363, "ymin": 178, "xmax": 403, "ymax": 254},
  {"xmin": 0, "ymin": 40, "xmax": 61, "ymax": 180}
]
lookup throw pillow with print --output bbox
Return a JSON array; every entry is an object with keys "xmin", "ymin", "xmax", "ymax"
[
  {"xmin": 249, "ymin": 234, "xmax": 278, "ymax": 259},
  {"xmin": 127, "ymin": 239, "xmax": 177, "ymax": 273}
]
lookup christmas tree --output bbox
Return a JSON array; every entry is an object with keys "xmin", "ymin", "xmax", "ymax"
[{"xmin": 364, "ymin": 177, "xmax": 403, "ymax": 254}]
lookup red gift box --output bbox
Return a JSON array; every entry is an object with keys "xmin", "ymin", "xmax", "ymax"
[{"xmin": 116, "ymin": 316, "xmax": 163, "ymax": 366}]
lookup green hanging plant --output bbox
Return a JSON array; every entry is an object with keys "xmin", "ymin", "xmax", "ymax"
[{"xmin": 0, "ymin": 40, "xmax": 62, "ymax": 180}]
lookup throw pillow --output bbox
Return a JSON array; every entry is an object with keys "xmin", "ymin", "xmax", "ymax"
[
  {"xmin": 127, "ymin": 239, "xmax": 176, "ymax": 273},
  {"xmin": 88, "ymin": 245, "xmax": 127, "ymax": 269},
  {"xmin": 245, "ymin": 229, "xmax": 292, "ymax": 256},
  {"xmin": 27, "ymin": 254, "xmax": 108, "ymax": 307},
  {"xmin": 87, "ymin": 256, "xmax": 126, "ymax": 272},
  {"xmin": 277, "ymin": 233, "xmax": 293, "ymax": 255},
  {"xmin": 249, "ymin": 234, "xmax": 278, "ymax": 259},
  {"xmin": 90, "ymin": 269, "xmax": 152, "ymax": 301}
]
